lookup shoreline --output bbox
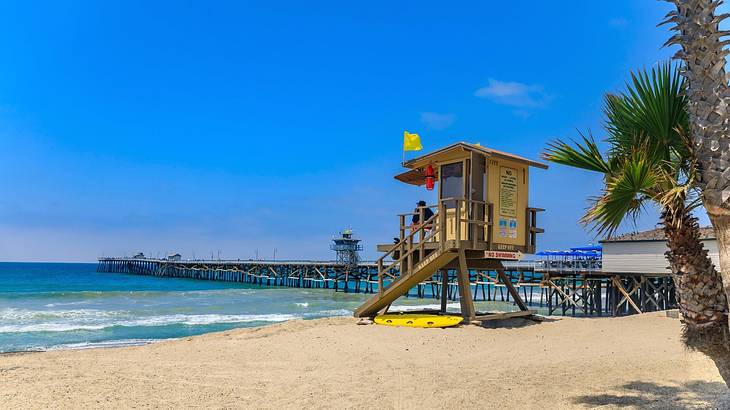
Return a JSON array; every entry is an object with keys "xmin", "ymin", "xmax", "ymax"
[
  {"xmin": 1, "ymin": 312, "xmax": 726, "ymax": 409},
  {"xmin": 0, "ymin": 308, "xmax": 556, "ymax": 355},
  {"xmin": 0, "ymin": 310, "xmax": 694, "ymax": 356},
  {"xmin": 0, "ymin": 338, "xmax": 169, "ymax": 355}
]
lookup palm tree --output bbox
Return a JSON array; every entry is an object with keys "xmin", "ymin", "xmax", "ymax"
[
  {"xmin": 662, "ymin": 0, "xmax": 730, "ymax": 326},
  {"xmin": 543, "ymin": 63, "xmax": 727, "ymax": 335},
  {"xmin": 659, "ymin": 3, "xmax": 730, "ymax": 385}
]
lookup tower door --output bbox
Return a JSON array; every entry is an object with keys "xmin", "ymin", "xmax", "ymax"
[
  {"xmin": 469, "ymin": 152, "xmax": 486, "ymax": 243},
  {"xmin": 439, "ymin": 161, "xmax": 467, "ymax": 242}
]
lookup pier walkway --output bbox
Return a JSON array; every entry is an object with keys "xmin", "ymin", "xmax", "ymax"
[{"xmin": 97, "ymin": 257, "xmax": 676, "ymax": 317}]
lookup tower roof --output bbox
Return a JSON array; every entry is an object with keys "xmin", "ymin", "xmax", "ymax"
[{"xmin": 395, "ymin": 142, "xmax": 547, "ymax": 186}]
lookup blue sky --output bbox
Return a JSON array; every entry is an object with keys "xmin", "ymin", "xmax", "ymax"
[{"xmin": 0, "ymin": 1, "xmax": 694, "ymax": 262}]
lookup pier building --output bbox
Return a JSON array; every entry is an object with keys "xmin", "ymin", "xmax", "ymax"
[{"xmin": 601, "ymin": 227, "xmax": 720, "ymax": 274}]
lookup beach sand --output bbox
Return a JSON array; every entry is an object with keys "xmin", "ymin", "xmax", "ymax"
[{"xmin": 0, "ymin": 312, "xmax": 727, "ymax": 409}]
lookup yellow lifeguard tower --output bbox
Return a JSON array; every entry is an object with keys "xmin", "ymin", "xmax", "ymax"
[{"xmin": 354, "ymin": 142, "xmax": 547, "ymax": 322}]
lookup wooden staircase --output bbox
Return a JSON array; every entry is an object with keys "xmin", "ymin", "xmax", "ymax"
[
  {"xmin": 354, "ymin": 248, "xmax": 456, "ymax": 318},
  {"xmin": 354, "ymin": 210, "xmax": 455, "ymax": 318}
]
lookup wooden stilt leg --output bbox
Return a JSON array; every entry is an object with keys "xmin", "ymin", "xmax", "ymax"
[
  {"xmin": 497, "ymin": 268, "xmax": 528, "ymax": 311},
  {"xmin": 457, "ymin": 250, "xmax": 475, "ymax": 323}
]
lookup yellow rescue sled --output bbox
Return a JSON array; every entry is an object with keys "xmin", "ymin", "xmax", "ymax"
[{"xmin": 373, "ymin": 313, "xmax": 463, "ymax": 328}]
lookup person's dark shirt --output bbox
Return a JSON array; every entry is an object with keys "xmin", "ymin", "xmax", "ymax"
[{"xmin": 412, "ymin": 207, "xmax": 434, "ymax": 224}]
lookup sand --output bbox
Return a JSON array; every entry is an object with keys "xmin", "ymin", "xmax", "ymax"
[{"xmin": 0, "ymin": 312, "xmax": 727, "ymax": 409}]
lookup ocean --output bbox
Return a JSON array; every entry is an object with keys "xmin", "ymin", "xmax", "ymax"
[{"xmin": 0, "ymin": 262, "xmax": 524, "ymax": 353}]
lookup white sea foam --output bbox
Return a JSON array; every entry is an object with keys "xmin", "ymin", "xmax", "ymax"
[
  {"xmin": 0, "ymin": 308, "xmax": 127, "ymax": 321},
  {"xmin": 44, "ymin": 300, "xmax": 92, "ymax": 308},
  {"xmin": 46, "ymin": 339, "xmax": 165, "ymax": 351},
  {"xmin": 295, "ymin": 302, "xmax": 309, "ymax": 308},
  {"xmin": 306, "ymin": 309, "xmax": 351, "ymax": 317},
  {"xmin": 0, "ymin": 312, "xmax": 300, "ymax": 333},
  {"xmin": 164, "ymin": 313, "xmax": 298, "ymax": 326},
  {"xmin": 0, "ymin": 323, "xmax": 111, "ymax": 333}
]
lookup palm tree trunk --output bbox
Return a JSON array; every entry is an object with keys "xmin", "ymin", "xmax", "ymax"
[
  {"xmin": 664, "ymin": 0, "xmax": 730, "ymax": 319},
  {"xmin": 664, "ymin": 1, "xmax": 730, "ymax": 385},
  {"xmin": 663, "ymin": 206, "xmax": 727, "ymax": 331},
  {"xmin": 664, "ymin": 204, "xmax": 730, "ymax": 386},
  {"xmin": 709, "ymin": 214, "xmax": 730, "ymax": 326}
]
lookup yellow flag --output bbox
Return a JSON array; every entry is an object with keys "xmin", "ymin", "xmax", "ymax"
[{"xmin": 403, "ymin": 131, "xmax": 423, "ymax": 151}]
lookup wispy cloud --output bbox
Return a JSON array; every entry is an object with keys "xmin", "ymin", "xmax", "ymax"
[
  {"xmin": 609, "ymin": 17, "xmax": 628, "ymax": 28},
  {"xmin": 474, "ymin": 79, "xmax": 552, "ymax": 108},
  {"xmin": 420, "ymin": 112, "xmax": 456, "ymax": 130}
]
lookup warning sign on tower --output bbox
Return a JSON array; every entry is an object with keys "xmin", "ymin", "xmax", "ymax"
[{"xmin": 499, "ymin": 166, "xmax": 518, "ymax": 218}]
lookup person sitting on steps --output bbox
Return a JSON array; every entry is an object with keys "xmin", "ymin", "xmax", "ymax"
[
  {"xmin": 412, "ymin": 200, "xmax": 434, "ymax": 231},
  {"xmin": 393, "ymin": 201, "xmax": 435, "ymax": 244}
]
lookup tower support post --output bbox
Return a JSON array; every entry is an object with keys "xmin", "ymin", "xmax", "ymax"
[
  {"xmin": 457, "ymin": 250, "xmax": 476, "ymax": 323},
  {"xmin": 440, "ymin": 269, "xmax": 448, "ymax": 313}
]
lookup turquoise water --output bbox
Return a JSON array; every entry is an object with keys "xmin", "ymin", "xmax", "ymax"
[
  {"xmin": 0, "ymin": 263, "xmax": 525, "ymax": 352},
  {"xmin": 0, "ymin": 263, "xmax": 370, "ymax": 352}
]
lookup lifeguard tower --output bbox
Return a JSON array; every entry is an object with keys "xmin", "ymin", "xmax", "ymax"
[{"xmin": 353, "ymin": 142, "xmax": 547, "ymax": 322}]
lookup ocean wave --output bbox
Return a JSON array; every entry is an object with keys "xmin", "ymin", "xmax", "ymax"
[
  {"xmin": 0, "ymin": 308, "xmax": 128, "ymax": 321},
  {"xmin": 305, "ymin": 309, "xmax": 351, "ymax": 317},
  {"xmin": 167, "ymin": 313, "xmax": 298, "ymax": 326},
  {"xmin": 46, "ymin": 339, "xmax": 164, "ymax": 351},
  {"xmin": 0, "ymin": 313, "xmax": 300, "ymax": 333},
  {"xmin": 0, "ymin": 288, "xmax": 257, "ymax": 301},
  {"xmin": 44, "ymin": 300, "xmax": 92, "ymax": 308}
]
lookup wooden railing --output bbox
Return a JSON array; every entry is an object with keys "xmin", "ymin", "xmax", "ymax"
[
  {"xmin": 397, "ymin": 198, "xmax": 493, "ymax": 248},
  {"xmin": 526, "ymin": 207, "xmax": 545, "ymax": 254},
  {"xmin": 377, "ymin": 208, "xmax": 441, "ymax": 296},
  {"xmin": 375, "ymin": 199, "xmax": 543, "ymax": 297},
  {"xmin": 450, "ymin": 197, "xmax": 491, "ymax": 250},
  {"xmin": 376, "ymin": 198, "xmax": 494, "ymax": 296}
]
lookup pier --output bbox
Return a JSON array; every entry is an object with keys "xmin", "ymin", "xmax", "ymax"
[
  {"xmin": 97, "ymin": 257, "xmax": 381, "ymax": 293},
  {"xmin": 96, "ymin": 256, "xmax": 677, "ymax": 317}
]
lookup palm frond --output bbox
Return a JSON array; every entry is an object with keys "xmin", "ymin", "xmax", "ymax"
[
  {"xmin": 543, "ymin": 61, "xmax": 695, "ymax": 237},
  {"xmin": 542, "ymin": 132, "xmax": 611, "ymax": 173},
  {"xmin": 582, "ymin": 154, "xmax": 659, "ymax": 237},
  {"xmin": 656, "ymin": 127, "xmax": 701, "ymax": 219},
  {"xmin": 603, "ymin": 62, "xmax": 689, "ymax": 166}
]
